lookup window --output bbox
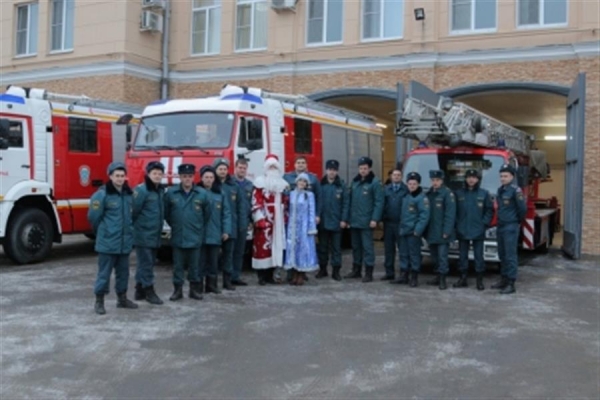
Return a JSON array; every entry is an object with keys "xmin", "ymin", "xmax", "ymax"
[
  {"xmin": 15, "ymin": 3, "xmax": 39, "ymax": 56},
  {"xmin": 191, "ymin": 0, "xmax": 221, "ymax": 55},
  {"xmin": 294, "ymin": 118, "xmax": 312, "ymax": 154},
  {"xmin": 51, "ymin": 0, "xmax": 74, "ymax": 52},
  {"xmin": 362, "ymin": 0, "xmax": 404, "ymax": 41},
  {"xmin": 69, "ymin": 118, "xmax": 97, "ymax": 153},
  {"xmin": 2, "ymin": 121, "xmax": 25, "ymax": 148},
  {"xmin": 518, "ymin": 0, "xmax": 567, "ymax": 27},
  {"xmin": 235, "ymin": 0, "xmax": 268, "ymax": 51},
  {"xmin": 237, "ymin": 117, "xmax": 264, "ymax": 149},
  {"xmin": 307, "ymin": 0, "xmax": 343, "ymax": 45},
  {"xmin": 451, "ymin": 0, "xmax": 496, "ymax": 32}
]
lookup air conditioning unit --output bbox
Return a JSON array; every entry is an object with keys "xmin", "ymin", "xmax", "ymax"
[
  {"xmin": 142, "ymin": 0, "xmax": 164, "ymax": 9},
  {"xmin": 271, "ymin": 0, "xmax": 297, "ymax": 12},
  {"xmin": 140, "ymin": 10, "xmax": 163, "ymax": 33}
]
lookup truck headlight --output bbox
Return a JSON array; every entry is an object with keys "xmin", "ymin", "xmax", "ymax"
[{"xmin": 486, "ymin": 227, "xmax": 497, "ymax": 239}]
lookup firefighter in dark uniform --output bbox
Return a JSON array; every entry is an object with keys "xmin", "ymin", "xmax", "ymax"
[
  {"xmin": 214, "ymin": 158, "xmax": 245, "ymax": 291},
  {"xmin": 453, "ymin": 169, "xmax": 494, "ymax": 290},
  {"xmin": 316, "ymin": 159, "xmax": 349, "ymax": 281},
  {"xmin": 398, "ymin": 172, "xmax": 430, "ymax": 287},
  {"xmin": 425, "ymin": 170, "xmax": 456, "ymax": 290},
  {"xmin": 132, "ymin": 161, "xmax": 166, "ymax": 305},
  {"xmin": 88, "ymin": 162, "xmax": 137, "ymax": 315},
  {"xmin": 382, "ymin": 168, "xmax": 408, "ymax": 281},
  {"xmin": 232, "ymin": 158, "xmax": 253, "ymax": 286},
  {"xmin": 164, "ymin": 164, "xmax": 210, "ymax": 301},
  {"xmin": 346, "ymin": 156, "xmax": 384, "ymax": 283},
  {"xmin": 492, "ymin": 164, "xmax": 527, "ymax": 294}
]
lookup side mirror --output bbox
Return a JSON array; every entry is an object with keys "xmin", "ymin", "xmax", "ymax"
[
  {"xmin": 125, "ymin": 125, "xmax": 132, "ymax": 143},
  {"xmin": 0, "ymin": 137, "xmax": 8, "ymax": 150},
  {"xmin": 249, "ymin": 119, "xmax": 262, "ymax": 136},
  {"xmin": 246, "ymin": 139, "xmax": 262, "ymax": 151},
  {"xmin": 0, "ymin": 118, "xmax": 10, "ymax": 139},
  {"xmin": 116, "ymin": 113, "xmax": 134, "ymax": 126},
  {"xmin": 126, "ymin": 143, "xmax": 132, "ymax": 151}
]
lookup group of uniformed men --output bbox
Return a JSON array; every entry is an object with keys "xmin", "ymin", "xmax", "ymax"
[{"xmin": 88, "ymin": 154, "xmax": 526, "ymax": 315}]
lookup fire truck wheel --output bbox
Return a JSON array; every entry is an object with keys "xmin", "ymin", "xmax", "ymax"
[{"xmin": 5, "ymin": 208, "xmax": 54, "ymax": 265}]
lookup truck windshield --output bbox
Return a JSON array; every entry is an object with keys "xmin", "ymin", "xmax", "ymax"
[
  {"xmin": 134, "ymin": 112, "xmax": 235, "ymax": 150},
  {"xmin": 403, "ymin": 153, "xmax": 506, "ymax": 193}
]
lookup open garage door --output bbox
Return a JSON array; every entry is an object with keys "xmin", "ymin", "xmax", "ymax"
[{"xmin": 562, "ymin": 73, "xmax": 586, "ymax": 259}]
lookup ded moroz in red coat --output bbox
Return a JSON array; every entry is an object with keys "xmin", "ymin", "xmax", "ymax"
[{"xmin": 251, "ymin": 154, "xmax": 290, "ymax": 270}]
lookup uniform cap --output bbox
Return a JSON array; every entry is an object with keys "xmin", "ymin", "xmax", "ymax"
[
  {"xmin": 325, "ymin": 159, "xmax": 339, "ymax": 170},
  {"xmin": 107, "ymin": 161, "xmax": 127, "ymax": 176},
  {"xmin": 465, "ymin": 169, "xmax": 479, "ymax": 178},
  {"xmin": 178, "ymin": 163, "xmax": 196, "ymax": 175},
  {"xmin": 358, "ymin": 156, "xmax": 372, "ymax": 167},
  {"xmin": 429, "ymin": 170, "xmax": 445, "ymax": 179},
  {"xmin": 407, "ymin": 172, "xmax": 421, "ymax": 183},
  {"xmin": 145, "ymin": 161, "xmax": 165, "ymax": 174},
  {"xmin": 212, "ymin": 158, "xmax": 230, "ymax": 169},
  {"xmin": 200, "ymin": 165, "xmax": 215, "ymax": 177},
  {"xmin": 499, "ymin": 164, "xmax": 516, "ymax": 175}
]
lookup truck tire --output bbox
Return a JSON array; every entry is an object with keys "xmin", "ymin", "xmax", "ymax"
[{"xmin": 4, "ymin": 208, "xmax": 54, "ymax": 265}]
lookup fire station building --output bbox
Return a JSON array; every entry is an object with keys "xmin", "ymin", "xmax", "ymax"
[{"xmin": 1, "ymin": 0, "xmax": 598, "ymax": 256}]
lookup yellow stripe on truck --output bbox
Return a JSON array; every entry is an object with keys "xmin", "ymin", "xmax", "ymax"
[{"xmin": 284, "ymin": 110, "xmax": 382, "ymax": 136}]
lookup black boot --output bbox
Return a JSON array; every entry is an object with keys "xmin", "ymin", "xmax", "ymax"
[
  {"xmin": 257, "ymin": 270, "xmax": 267, "ymax": 286},
  {"xmin": 223, "ymin": 273, "xmax": 236, "ymax": 291},
  {"xmin": 439, "ymin": 275, "xmax": 447, "ymax": 290},
  {"xmin": 476, "ymin": 273, "xmax": 485, "ymax": 291},
  {"xmin": 500, "ymin": 280, "xmax": 516, "ymax": 295},
  {"xmin": 231, "ymin": 278, "xmax": 248, "ymax": 286},
  {"xmin": 362, "ymin": 266, "xmax": 374, "ymax": 283},
  {"xmin": 344, "ymin": 264, "xmax": 362, "ymax": 279},
  {"xmin": 453, "ymin": 274, "xmax": 469, "ymax": 288},
  {"xmin": 169, "ymin": 284, "xmax": 183, "ymax": 301},
  {"xmin": 134, "ymin": 283, "xmax": 146, "ymax": 301},
  {"xmin": 316, "ymin": 265, "xmax": 328, "ymax": 279},
  {"xmin": 116, "ymin": 292, "xmax": 138, "ymax": 309},
  {"xmin": 144, "ymin": 285, "xmax": 164, "ymax": 305},
  {"xmin": 331, "ymin": 266, "xmax": 342, "ymax": 281},
  {"xmin": 265, "ymin": 268, "xmax": 276, "ymax": 284},
  {"xmin": 94, "ymin": 294, "xmax": 106, "ymax": 315},
  {"xmin": 409, "ymin": 271, "xmax": 419, "ymax": 287},
  {"xmin": 427, "ymin": 275, "xmax": 440, "ymax": 286},
  {"xmin": 491, "ymin": 276, "xmax": 509, "ymax": 290},
  {"xmin": 189, "ymin": 282, "xmax": 203, "ymax": 300},
  {"xmin": 391, "ymin": 270, "xmax": 409, "ymax": 284},
  {"xmin": 286, "ymin": 269, "xmax": 294, "ymax": 283},
  {"xmin": 380, "ymin": 272, "xmax": 395, "ymax": 281},
  {"xmin": 206, "ymin": 276, "xmax": 222, "ymax": 294}
]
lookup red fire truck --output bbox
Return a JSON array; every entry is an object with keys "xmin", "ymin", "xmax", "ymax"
[
  {"xmin": 0, "ymin": 86, "xmax": 141, "ymax": 264},
  {"xmin": 397, "ymin": 81, "xmax": 560, "ymax": 263},
  {"xmin": 119, "ymin": 84, "xmax": 383, "ymax": 242}
]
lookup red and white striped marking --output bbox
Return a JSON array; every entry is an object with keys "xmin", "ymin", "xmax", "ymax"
[
  {"xmin": 160, "ymin": 156, "xmax": 183, "ymax": 186},
  {"xmin": 522, "ymin": 218, "xmax": 535, "ymax": 249}
]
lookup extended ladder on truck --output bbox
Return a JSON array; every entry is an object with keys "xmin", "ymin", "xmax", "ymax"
[{"xmin": 396, "ymin": 86, "xmax": 534, "ymax": 156}]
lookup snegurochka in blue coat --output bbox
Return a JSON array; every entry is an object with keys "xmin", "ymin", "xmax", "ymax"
[
  {"xmin": 164, "ymin": 163, "xmax": 210, "ymax": 302},
  {"xmin": 88, "ymin": 161, "xmax": 138, "ymax": 315},
  {"xmin": 132, "ymin": 161, "xmax": 166, "ymax": 306},
  {"xmin": 453, "ymin": 169, "xmax": 494, "ymax": 291}
]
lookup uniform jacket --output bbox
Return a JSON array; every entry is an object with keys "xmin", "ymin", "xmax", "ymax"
[
  {"xmin": 221, "ymin": 175, "xmax": 246, "ymax": 239},
  {"xmin": 203, "ymin": 181, "xmax": 233, "ymax": 246},
  {"xmin": 348, "ymin": 172, "xmax": 384, "ymax": 229},
  {"xmin": 399, "ymin": 187, "xmax": 430, "ymax": 236},
  {"xmin": 283, "ymin": 171, "xmax": 321, "ymax": 215},
  {"xmin": 236, "ymin": 177, "xmax": 254, "ymax": 236},
  {"xmin": 425, "ymin": 185, "xmax": 457, "ymax": 244},
  {"xmin": 497, "ymin": 183, "xmax": 527, "ymax": 225},
  {"xmin": 318, "ymin": 175, "xmax": 349, "ymax": 232},
  {"xmin": 455, "ymin": 183, "xmax": 494, "ymax": 240},
  {"xmin": 164, "ymin": 184, "xmax": 210, "ymax": 248},
  {"xmin": 132, "ymin": 176, "xmax": 165, "ymax": 249},
  {"xmin": 383, "ymin": 181, "xmax": 409, "ymax": 224},
  {"xmin": 88, "ymin": 181, "xmax": 134, "ymax": 255}
]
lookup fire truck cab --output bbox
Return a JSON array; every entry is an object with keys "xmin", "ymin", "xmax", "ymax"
[
  {"xmin": 0, "ymin": 86, "xmax": 141, "ymax": 264},
  {"xmin": 397, "ymin": 83, "xmax": 559, "ymax": 263}
]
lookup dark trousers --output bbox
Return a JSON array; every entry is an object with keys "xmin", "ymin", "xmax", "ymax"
[
  {"xmin": 351, "ymin": 228, "xmax": 375, "ymax": 267},
  {"xmin": 232, "ymin": 237, "xmax": 249, "ymax": 281},
  {"xmin": 135, "ymin": 246, "xmax": 158, "ymax": 288},
  {"xmin": 458, "ymin": 239, "xmax": 485, "ymax": 273},
  {"xmin": 399, "ymin": 235, "xmax": 422, "ymax": 272},
  {"xmin": 317, "ymin": 229, "xmax": 342, "ymax": 268},
  {"xmin": 201, "ymin": 245, "xmax": 220, "ymax": 279},
  {"xmin": 383, "ymin": 222, "xmax": 402, "ymax": 277},
  {"xmin": 429, "ymin": 243, "xmax": 450, "ymax": 275},
  {"xmin": 172, "ymin": 247, "xmax": 201, "ymax": 285},
  {"xmin": 94, "ymin": 253, "xmax": 130, "ymax": 295},
  {"xmin": 498, "ymin": 223, "xmax": 520, "ymax": 280},
  {"xmin": 219, "ymin": 238, "xmax": 235, "ymax": 275}
]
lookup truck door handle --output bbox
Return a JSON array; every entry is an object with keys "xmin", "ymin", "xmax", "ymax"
[
  {"xmin": 92, "ymin": 180, "xmax": 103, "ymax": 187},
  {"xmin": 21, "ymin": 165, "xmax": 30, "ymax": 169}
]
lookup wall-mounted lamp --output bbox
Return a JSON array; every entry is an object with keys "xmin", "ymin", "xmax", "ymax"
[
  {"xmin": 544, "ymin": 135, "xmax": 567, "ymax": 141},
  {"xmin": 414, "ymin": 8, "xmax": 425, "ymax": 21},
  {"xmin": 376, "ymin": 123, "xmax": 388, "ymax": 129}
]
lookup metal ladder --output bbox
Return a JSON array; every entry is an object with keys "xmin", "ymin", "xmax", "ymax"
[
  {"xmin": 42, "ymin": 90, "xmax": 143, "ymax": 115},
  {"xmin": 398, "ymin": 95, "xmax": 533, "ymax": 155}
]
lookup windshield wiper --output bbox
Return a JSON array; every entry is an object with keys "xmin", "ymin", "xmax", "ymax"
[
  {"xmin": 134, "ymin": 145, "xmax": 183, "ymax": 154},
  {"xmin": 134, "ymin": 145, "xmax": 160, "ymax": 154},
  {"xmin": 175, "ymin": 145, "xmax": 209, "ymax": 155}
]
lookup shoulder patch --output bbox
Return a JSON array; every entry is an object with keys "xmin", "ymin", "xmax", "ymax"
[
  {"xmin": 515, "ymin": 187, "xmax": 523, "ymax": 193},
  {"xmin": 92, "ymin": 200, "xmax": 101, "ymax": 210},
  {"xmin": 133, "ymin": 190, "xmax": 139, "ymax": 198}
]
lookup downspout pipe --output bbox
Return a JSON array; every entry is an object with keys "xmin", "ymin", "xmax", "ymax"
[{"xmin": 161, "ymin": 0, "xmax": 171, "ymax": 100}]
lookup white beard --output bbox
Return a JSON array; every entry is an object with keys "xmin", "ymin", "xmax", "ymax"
[{"xmin": 264, "ymin": 169, "xmax": 288, "ymax": 193}]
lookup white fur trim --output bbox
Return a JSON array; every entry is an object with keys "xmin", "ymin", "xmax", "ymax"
[{"xmin": 252, "ymin": 257, "xmax": 277, "ymax": 270}]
